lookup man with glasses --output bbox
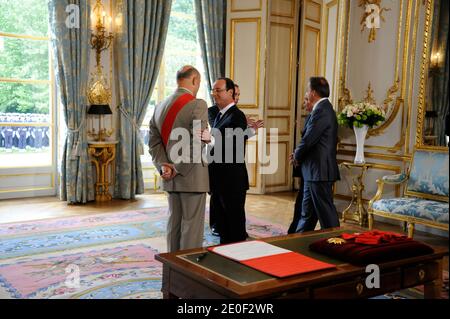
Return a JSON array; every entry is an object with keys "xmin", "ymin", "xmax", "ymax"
[
  {"xmin": 201, "ymin": 78, "xmax": 253, "ymax": 244},
  {"xmin": 206, "ymin": 83, "xmax": 263, "ymax": 237}
]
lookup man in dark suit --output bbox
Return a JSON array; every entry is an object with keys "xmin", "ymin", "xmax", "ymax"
[
  {"xmin": 201, "ymin": 78, "xmax": 251, "ymax": 244},
  {"xmin": 207, "ymin": 82, "xmax": 263, "ymax": 237},
  {"xmin": 293, "ymin": 77, "xmax": 340, "ymax": 233}
]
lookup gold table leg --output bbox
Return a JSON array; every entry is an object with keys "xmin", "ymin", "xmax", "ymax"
[
  {"xmin": 340, "ymin": 164, "xmax": 370, "ymax": 227},
  {"xmin": 88, "ymin": 144, "xmax": 116, "ymax": 202}
]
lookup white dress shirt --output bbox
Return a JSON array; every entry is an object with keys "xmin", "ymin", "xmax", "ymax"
[
  {"xmin": 217, "ymin": 102, "xmax": 235, "ymax": 119},
  {"xmin": 312, "ymin": 97, "xmax": 329, "ymax": 112},
  {"xmin": 209, "ymin": 103, "xmax": 234, "ymax": 146}
]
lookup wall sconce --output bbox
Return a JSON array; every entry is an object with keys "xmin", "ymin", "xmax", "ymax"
[
  {"xmin": 90, "ymin": 0, "xmax": 113, "ymax": 69},
  {"xmin": 87, "ymin": 0, "xmax": 114, "ymax": 142}
]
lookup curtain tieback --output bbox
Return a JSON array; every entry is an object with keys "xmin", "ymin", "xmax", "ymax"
[
  {"xmin": 118, "ymin": 104, "xmax": 144, "ymax": 155},
  {"xmin": 67, "ymin": 117, "xmax": 85, "ymax": 159}
]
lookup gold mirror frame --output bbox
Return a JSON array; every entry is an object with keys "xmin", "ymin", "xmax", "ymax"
[
  {"xmin": 415, "ymin": 0, "xmax": 448, "ymax": 151},
  {"xmin": 337, "ymin": 0, "xmax": 405, "ymax": 141}
]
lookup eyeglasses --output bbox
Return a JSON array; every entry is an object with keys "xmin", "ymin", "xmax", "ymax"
[{"xmin": 210, "ymin": 88, "xmax": 227, "ymax": 94}]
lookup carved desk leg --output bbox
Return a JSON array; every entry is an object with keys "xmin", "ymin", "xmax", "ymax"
[{"xmin": 424, "ymin": 260, "xmax": 443, "ymax": 299}]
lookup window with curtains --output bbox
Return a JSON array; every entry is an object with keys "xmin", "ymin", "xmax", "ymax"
[
  {"xmin": 0, "ymin": 0, "xmax": 52, "ymax": 168},
  {"xmin": 140, "ymin": 0, "xmax": 210, "ymax": 165}
]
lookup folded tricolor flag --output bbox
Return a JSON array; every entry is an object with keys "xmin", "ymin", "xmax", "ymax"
[{"xmin": 208, "ymin": 240, "xmax": 336, "ymax": 278}]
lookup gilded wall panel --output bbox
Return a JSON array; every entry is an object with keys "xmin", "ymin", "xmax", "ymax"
[
  {"xmin": 271, "ymin": 0, "xmax": 295, "ymax": 18},
  {"xmin": 305, "ymin": 0, "xmax": 322, "ymax": 23},
  {"xmin": 300, "ymin": 26, "xmax": 320, "ymax": 96},
  {"xmin": 265, "ymin": 141, "xmax": 289, "ymax": 188},
  {"xmin": 340, "ymin": 0, "xmax": 405, "ymax": 152},
  {"xmin": 230, "ymin": 18, "xmax": 261, "ymax": 108},
  {"xmin": 267, "ymin": 23, "xmax": 294, "ymax": 110},
  {"xmin": 231, "ymin": 0, "xmax": 262, "ymax": 12},
  {"xmin": 267, "ymin": 116, "xmax": 291, "ymax": 136}
]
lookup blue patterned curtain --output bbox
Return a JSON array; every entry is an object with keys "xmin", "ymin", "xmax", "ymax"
[
  {"xmin": 194, "ymin": 0, "xmax": 226, "ymax": 92},
  {"xmin": 49, "ymin": 0, "xmax": 94, "ymax": 203},
  {"xmin": 114, "ymin": 0, "xmax": 172, "ymax": 199}
]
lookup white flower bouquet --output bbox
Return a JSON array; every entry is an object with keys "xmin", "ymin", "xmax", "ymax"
[{"xmin": 337, "ymin": 102, "xmax": 386, "ymax": 128}]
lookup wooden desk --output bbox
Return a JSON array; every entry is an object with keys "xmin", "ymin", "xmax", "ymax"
[{"xmin": 156, "ymin": 227, "xmax": 447, "ymax": 299}]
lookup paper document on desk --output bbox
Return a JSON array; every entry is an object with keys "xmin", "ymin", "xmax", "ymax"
[
  {"xmin": 208, "ymin": 240, "xmax": 336, "ymax": 278},
  {"xmin": 210, "ymin": 241, "xmax": 290, "ymax": 260}
]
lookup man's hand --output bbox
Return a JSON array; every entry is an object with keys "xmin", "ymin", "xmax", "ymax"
[
  {"xmin": 289, "ymin": 152, "xmax": 299, "ymax": 167},
  {"xmin": 161, "ymin": 163, "xmax": 177, "ymax": 180},
  {"xmin": 289, "ymin": 152, "xmax": 294, "ymax": 162},
  {"xmin": 253, "ymin": 120, "xmax": 264, "ymax": 129},
  {"xmin": 246, "ymin": 115, "xmax": 264, "ymax": 130},
  {"xmin": 196, "ymin": 128, "xmax": 212, "ymax": 144}
]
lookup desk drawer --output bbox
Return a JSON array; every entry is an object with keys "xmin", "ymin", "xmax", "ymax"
[
  {"xmin": 403, "ymin": 262, "xmax": 439, "ymax": 287},
  {"xmin": 312, "ymin": 271, "xmax": 402, "ymax": 299},
  {"xmin": 169, "ymin": 269, "xmax": 227, "ymax": 299}
]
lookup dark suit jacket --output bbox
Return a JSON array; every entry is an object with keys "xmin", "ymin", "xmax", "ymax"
[
  {"xmin": 208, "ymin": 105, "xmax": 220, "ymax": 127},
  {"xmin": 293, "ymin": 114, "xmax": 310, "ymax": 178},
  {"xmin": 294, "ymin": 99, "xmax": 340, "ymax": 182},
  {"xmin": 208, "ymin": 105, "xmax": 250, "ymax": 192}
]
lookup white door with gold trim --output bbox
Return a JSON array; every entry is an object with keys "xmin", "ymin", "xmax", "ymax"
[{"xmin": 295, "ymin": 0, "xmax": 324, "ymax": 146}]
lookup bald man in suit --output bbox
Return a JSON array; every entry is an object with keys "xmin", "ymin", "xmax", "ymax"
[{"xmin": 149, "ymin": 65, "xmax": 209, "ymax": 252}]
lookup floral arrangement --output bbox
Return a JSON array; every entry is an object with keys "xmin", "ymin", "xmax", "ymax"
[{"xmin": 337, "ymin": 102, "xmax": 386, "ymax": 129}]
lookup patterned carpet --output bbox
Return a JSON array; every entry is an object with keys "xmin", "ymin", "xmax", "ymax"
[{"xmin": 0, "ymin": 208, "xmax": 286, "ymax": 299}]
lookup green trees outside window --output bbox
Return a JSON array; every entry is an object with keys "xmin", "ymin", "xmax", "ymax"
[{"xmin": 0, "ymin": 0, "xmax": 50, "ymax": 116}]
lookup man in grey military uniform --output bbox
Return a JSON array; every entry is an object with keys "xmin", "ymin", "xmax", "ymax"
[{"xmin": 149, "ymin": 65, "xmax": 209, "ymax": 253}]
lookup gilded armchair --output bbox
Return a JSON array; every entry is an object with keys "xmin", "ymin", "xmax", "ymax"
[{"xmin": 368, "ymin": 150, "xmax": 449, "ymax": 238}]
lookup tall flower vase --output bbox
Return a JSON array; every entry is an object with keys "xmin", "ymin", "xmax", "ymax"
[{"xmin": 354, "ymin": 125, "xmax": 369, "ymax": 164}]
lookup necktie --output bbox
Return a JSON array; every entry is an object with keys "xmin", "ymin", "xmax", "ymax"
[{"xmin": 213, "ymin": 111, "xmax": 222, "ymax": 127}]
